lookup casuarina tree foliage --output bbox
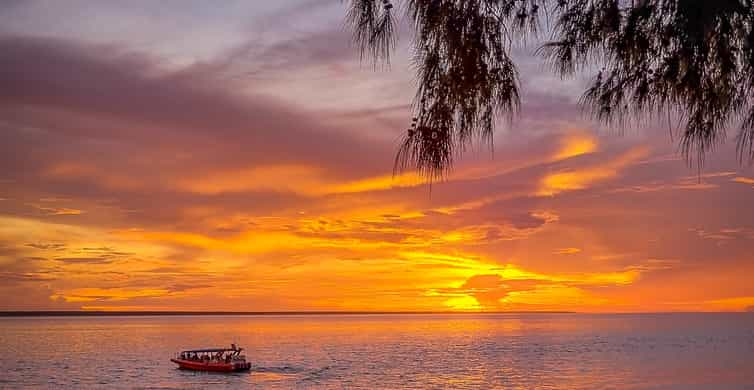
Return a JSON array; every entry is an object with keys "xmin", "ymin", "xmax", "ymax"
[{"xmin": 345, "ymin": 0, "xmax": 754, "ymax": 179}]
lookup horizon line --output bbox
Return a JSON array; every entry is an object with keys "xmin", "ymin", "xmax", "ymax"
[
  {"xmin": 0, "ymin": 310, "xmax": 573, "ymax": 317},
  {"xmin": 0, "ymin": 310, "xmax": 750, "ymax": 317}
]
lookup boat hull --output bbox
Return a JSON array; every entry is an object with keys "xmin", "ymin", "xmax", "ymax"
[{"xmin": 171, "ymin": 358, "xmax": 251, "ymax": 372}]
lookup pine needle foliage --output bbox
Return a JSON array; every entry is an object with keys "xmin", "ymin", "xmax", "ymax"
[{"xmin": 345, "ymin": 0, "xmax": 754, "ymax": 178}]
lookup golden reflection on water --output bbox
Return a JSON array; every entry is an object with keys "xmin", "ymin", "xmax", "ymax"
[
  {"xmin": 1, "ymin": 313, "xmax": 753, "ymax": 389},
  {"xmin": 237, "ymin": 314, "xmax": 526, "ymax": 337}
]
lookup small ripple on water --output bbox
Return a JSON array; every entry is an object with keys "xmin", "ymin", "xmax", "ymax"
[{"xmin": 298, "ymin": 364, "xmax": 335, "ymax": 383}]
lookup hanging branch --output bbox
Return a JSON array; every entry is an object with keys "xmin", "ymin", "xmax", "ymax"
[{"xmin": 348, "ymin": 0, "xmax": 754, "ymax": 180}]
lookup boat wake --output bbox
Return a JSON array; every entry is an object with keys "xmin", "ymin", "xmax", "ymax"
[
  {"xmin": 251, "ymin": 365, "xmax": 305, "ymax": 375},
  {"xmin": 251, "ymin": 364, "xmax": 336, "ymax": 384}
]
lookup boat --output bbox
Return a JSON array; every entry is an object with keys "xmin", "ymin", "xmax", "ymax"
[{"xmin": 170, "ymin": 344, "xmax": 252, "ymax": 372}]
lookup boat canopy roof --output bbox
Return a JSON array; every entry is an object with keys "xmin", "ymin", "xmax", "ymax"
[{"xmin": 180, "ymin": 348, "xmax": 238, "ymax": 353}]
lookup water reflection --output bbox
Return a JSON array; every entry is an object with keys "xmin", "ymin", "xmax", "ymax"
[{"xmin": 0, "ymin": 313, "xmax": 753, "ymax": 388}]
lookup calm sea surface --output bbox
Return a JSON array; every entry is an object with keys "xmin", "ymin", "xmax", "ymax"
[{"xmin": 1, "ymin": 313, "xmax": 753, "ymax": 389}]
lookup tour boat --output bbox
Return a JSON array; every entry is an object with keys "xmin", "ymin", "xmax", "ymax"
[{"xmin": 171, "ymin": 344, "xmax": 252, "ymax": 372}]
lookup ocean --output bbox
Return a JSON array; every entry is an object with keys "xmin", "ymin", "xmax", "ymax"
[{"xmin": 1, "ymin": 313, "xmax": 753, "ymax": 389}]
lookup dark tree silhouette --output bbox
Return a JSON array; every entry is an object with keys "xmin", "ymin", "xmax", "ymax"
[{"xmin": 345, "ymin": 0, "xmax": 754, "ymax": 178}]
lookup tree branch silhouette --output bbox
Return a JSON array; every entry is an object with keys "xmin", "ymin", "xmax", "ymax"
[{"xmin": 346, "ymin": 0, "xmax": 754, "ymax": 178}]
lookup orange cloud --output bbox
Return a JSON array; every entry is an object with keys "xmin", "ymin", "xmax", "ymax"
[
  {"xmin": 329, "ymin": 172, "xmax": 425, "ymax": 194},
  {"xmin": 553, "ymin": 247, "xmax": 581, "ymax": 255},
  {"xmin": 176, "ymin": 133, "xmax": 599, "ymax": 198},
  {"xmin": 177, "ymin": 164, "xmax": 324, "ymax": 195},
  {"xmin": 733, "ymin": 177, "xmax": 754, "ymax": 187},
  {"xmin": 52, "ymin": 287, "xmax": 172, "ymax": 302},
  {"xmin": 538, "ymin": 146, "xmax": 649, "ymax": 196},
  {"xmin": 712, "ymin": 296, "xmax": 754, "ymax": 311},
  {"xmin": 502, "ymin": 285, "xmax": 609, "ymax": 308},
  {"xmin": 422, "ymin": 259, "xmax": 642, "ymax": 311},
  {"xmin": 177, "ymin": 164, "xmax": 426, "ymax": 196},
  {"xmin": 29, "ymin": 204, "xmax": 83, "ymax": 215},
  {"xmin": 554, "ymin": 133, "xmax": 598, "ymax": 160}
]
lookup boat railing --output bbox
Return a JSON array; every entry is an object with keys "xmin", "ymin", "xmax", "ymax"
[{"xmin": 173, "ymin": 347, "xmax": 247, "ymax": 364}]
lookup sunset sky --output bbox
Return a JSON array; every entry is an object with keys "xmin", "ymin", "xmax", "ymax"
[{"xmin": 2, "ymin": 0, "xmax": 754, "ymax": 312}]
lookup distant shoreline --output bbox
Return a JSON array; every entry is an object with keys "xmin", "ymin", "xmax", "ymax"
[{"xmin": 0, "ymin": 310, "xmax": 575, "ymax": 317}]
